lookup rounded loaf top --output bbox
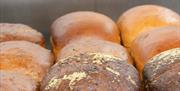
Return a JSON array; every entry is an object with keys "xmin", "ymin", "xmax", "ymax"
[
  {"xmin": 41, "ymin": 53, "xmax": 140, "ymax": 91},
  {"xmin": 0, "ymin": 23, "xmax": 45, "ymax": 46},
  {"xmin": 117, "ymin": 5, "xmax": 180, "ymax": 49},
  {"xmin": 50, "ymin": 11, "xmax": 120, "ymax": 57}
]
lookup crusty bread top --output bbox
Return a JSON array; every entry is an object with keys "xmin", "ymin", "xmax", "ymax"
[
  {"xmin": 0, "ymin": 70, "xmax": 38, "ymax": 91},
  {"xmin": 58, "ymin": 37, "xmax": 132, "ymax": 64},
  {"xmin": 131, "ymin": 26, "xmax": 180, "ymax": 65},
  {"xmin": 143, "ymin": 48, "xmax": 180, "ymax": 90},
  {"xmin": 143, "ymin": 48, "xmax": 180, "ymax": 80},
  {"xmin": 0, "ymin": 23, "xmax": 45, "ymax": 46},
  {"xmin": 0, "ymin": 41, "xmax": 53, "ymax": 66},
  {"xmin": 41, "ymin": 53, "xmax": 140, "ymax": 91},
  {"xmin": 0, "ymin": 41, "xmax": 54, "ymax": 81},
  {"xmin": 50, "ymin": 11, "xmax": 120, "ymax": 53},
  {"xmin": 117, "ymin": 5, "xmax": 180, "ymax": 48}
]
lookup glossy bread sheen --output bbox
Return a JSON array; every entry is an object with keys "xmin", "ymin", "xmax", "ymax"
[
  {"xmin": 41, "ymin": 53, "xmax": 140, "ymax": 91},
  {"xmin": 130, "ymin": 26, "xmax": 180, "ymax": 75},
  {"xmin": 57, "ymin": 37, "xmax": 132, "ymax": 64},
  {"xmin": 50, "ymin": 11, "xmax": 120, "ymax": 58},
  {"xmin": 117, "ymin": 5, "xmax": 180, "ymax": 49},
  {"xmin": 0, "ymin": 23, "xmax": 45, "ymax": 46},
  {"xmin": 0, "ymin": 70, "xmax": 38, "ymax": 91},
  {"xmin": 0, "ymin": 41, "xmax": 54, "ymax": 82},
  {"xmin": 143, "ymin": 48, "xmax": 180, "ymax": 91}
]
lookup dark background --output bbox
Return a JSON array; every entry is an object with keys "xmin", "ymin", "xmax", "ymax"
[{"xmin": 0, "ymin": 0, "xmax": 179, "ymax": 48}]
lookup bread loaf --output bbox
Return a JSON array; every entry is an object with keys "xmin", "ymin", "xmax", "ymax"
[
  {"xmin": 41, "ymin": 53, "xmax": 140, "ymax": 91},
  {"xmin": 130, "ymin": 26, "xmax": 180, "ymax": 76},
  {"xmin": 0, "ymin": 23, "xmax": 45, "ymax": 46},
  {"xmin": 0, "ymin": 41, "xmax": 54, "ymax": 82},
  {"xmin": 117, "ymin": 5, "xmax": 180, "ymax": 49},
  {"xmin": 50, "ymin": 11, "xmax": 120, "ymax": 58},
  {"xmin": 57, "ymin": 37, "xmax": 132, "ymax": 64},
  {"xmin": 0, "ymin": 70, "xmax": 38, "ymax": 91},
  {"xmin": 143, "ymin": 48, "xmax": 180, "ymax": 91}
]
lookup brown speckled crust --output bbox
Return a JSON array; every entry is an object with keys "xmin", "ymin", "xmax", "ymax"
[
  {"xmin": 0, "ymin": 41, "xmax": 54, "ymax": 82},
  {"xmin": 41, "ymin": 53, "xmax": 140, "ymax": 91},
  {"xmin": 130, "ymin": 26, "xmax": 180, "ymax": 77},
  {"xmin": 50, "ymin": 11, "xmax": 120, "ymax": 58},
  {"xmin": 0, "ymin": 70, "xmax": 38, "ymax": 91},
  {"xmin": 0, "ymin": 23, "xmax": 45, "ymax": 46},
  {"xmin": 117, "ymin": 5, "xmax": 180, "ymax": 50},
  {"xmin": 143, "ymin": 48, "xmax": 180, "ymax": 91},
  {"xmin": 57, "ymin": 37, "xmax": 133, "ymax": 64}
]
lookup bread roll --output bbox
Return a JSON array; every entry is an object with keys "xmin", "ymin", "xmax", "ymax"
[
  {"xmin": 117, "ymin": 5, "xmax": 180, "ymax": 49},
  {"xmin": 41, "ymin": 53, "xmax": 140, "ymax": 91},
  {"xmin": 0, "ymin": 41, "xmax": 54, "ymax": 82},
  {"xmin": 143, "ymin": 48, "xmax": 180, "ymax": 91},
  {"xmin": 0, "ymin": 70, "xmax": 38, "ymax": 91},
  {"xmin": 50, "ymin": 11, "xmax": 120, "ymax": 58},
  {"xmin": 57, "ymin": 37, "xmax": 132, "ymax": 64},
  {"xmin": 130, "ymin": 26, "xmax": 180, "ymax": 75},
  {"xmin": 0, "ymin": 23, "xmax": 45, "ymax": 46}
]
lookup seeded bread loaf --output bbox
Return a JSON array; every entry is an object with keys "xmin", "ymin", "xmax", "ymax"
[
  {"xmin": 41, "ymin": 53, "xmax": 140, "ymax": 91},
  {"xmin": 57, "ymin": 37, "xmax": 132, "ymax": 64},
  {"xmin": 143, "ymin": 48, "xmax": 180, "ymax": 91}
]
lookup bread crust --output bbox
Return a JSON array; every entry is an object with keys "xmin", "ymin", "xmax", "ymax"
[
  {"xmin": 57, "ymin": 37, "xmax": 133, "ymax": 64},
  {"xmin": 143, "ymin": 48, "xmax": 180, "ymax": 91},
  {"xmin": 0, "ymin": 70, "xmax": 38, "ymax": 91},
  {"xmin": 130, "ymin": 26, "xmax": 180, "ymax": 75},
  {"xmin": 0, "ymin": 41, "xmax": 54, "ymax": 82},
  {"xmin": 41, "ymin": 53, "xmax": 140, "ymax": 91},
  {"xmin": 0, "ymin": 23, "xmax": 45, "ymax": 46},
  {"xmin": 117, "ymin": 5, "xmax": 180, "ymax": 49},
  {"xmin": 50, "ymin": 11, "xmax": 120, "ymax": 57}
]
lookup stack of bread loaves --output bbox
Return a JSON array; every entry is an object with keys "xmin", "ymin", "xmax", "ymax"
[
  {"xmin": 1, "ymin": 4, "xmax": 179, "ymax": 91},
  {"xmin": 117, "ymin": 5, "xmax": 180, "ymax": 90},
  {"xmin": 0, "ymin": 23, "xmax": 54, "ymax": 91},
  {"xmin": 41, "ymin": 11, "xmax": 141, "ymax": 91}
]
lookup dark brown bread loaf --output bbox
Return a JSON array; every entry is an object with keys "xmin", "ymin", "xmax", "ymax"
[
  {"xmin": 0, "ymin": 70, "xmax": 38, "ymax": 91},
  {"xmin": 57, "ymin": 37, "xmax": 133, "ymax": 64},
  {"xmin": 41, "ymin": 53, "xmax": 140, "ymax": 91},
  {"xmin": 130, "ymin": 26, "xmax": 180, "ymax": 76},
  {"xmin": 143, "ymin": 48, "xmax": 180, "ymax": 91},
  {"xmin": 50, "ymin": 11, "xmax": 120, "ymax": 58},
  {"xmin": 0, "ymin": 41, "xmax": 54, "ymax": 82},
  {"xmin": 0, "ymin": 23, "xmax": 45, "ymax": 46}
]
